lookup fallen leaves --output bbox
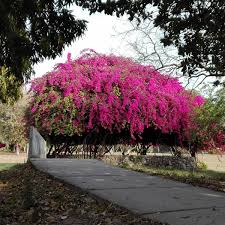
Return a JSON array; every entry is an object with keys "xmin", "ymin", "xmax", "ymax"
[{"xmin": 0, "ymin": 163, "xmax": 166, "ymax": 225}]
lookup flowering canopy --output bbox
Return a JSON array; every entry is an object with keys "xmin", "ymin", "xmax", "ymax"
[{"xmin": 29, "ymin": 50, "xmax": 202, "ymax": 145}]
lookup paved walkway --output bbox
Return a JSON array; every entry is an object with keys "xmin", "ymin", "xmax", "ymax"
[{"xmin": 31, "ymin": 159, "xmax": 225, "ymax": 225}]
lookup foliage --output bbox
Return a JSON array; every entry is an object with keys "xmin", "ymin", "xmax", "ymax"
[
  {"xmin": 28, "ymin": 50, "xmax": 202, "ymax": 146},
  {"xmin": 75, "ymin": 0, "xmax": 225, "ymax": 84},
  {"xmin": 0, "ymin": 66, "xmax": 22, "ymax": 104},
  {"xmin": 0, "ymin": 0, "xmax": 87, "ymax": 83},
  {"xmin": 192, "ymin": 87, "xmax": 225, "ymax": 152},
  {"xmin": 0, "ymin": 96, "xmax": 28, "ymax": 148},
  {"xmin": 196, "ymin": 161, "xmax": 208, "ymax": 171}
]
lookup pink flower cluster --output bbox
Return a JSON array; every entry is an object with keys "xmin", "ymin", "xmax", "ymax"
[
  {"xmin": 194, "ymin": 95, "xmax": 205, "ymax": 106},
  {"xmin": 29, "ymin": 50, "xmax": 201, "ymax": 140}
]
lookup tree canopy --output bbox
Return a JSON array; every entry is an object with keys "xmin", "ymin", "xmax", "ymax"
[
  {"xmin": 2, "ymin": 0, "xmax": 225, "ymax": 94},
  {"xmin": 0, "ymin": 0, "xmax": 87, "ymax": 83},
  {"xmin": 75, "ymin": 0, "xmax": 225, "ymax": 84},
  {"xmin": 28, "ymin": 50, "xmax": 202, "ymax": 149},
  {"xmin": 2, "ymin": 0, "xmax": 224, "ymax": 99}
]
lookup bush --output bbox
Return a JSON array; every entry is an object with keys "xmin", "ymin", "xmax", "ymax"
[
  {"xmin": 197, "ymin": 161, "xmax": 208, "ymax": 170},
  {"xmin": 28, "ymin": 50, "xmax": 203, "ymax": 150}
]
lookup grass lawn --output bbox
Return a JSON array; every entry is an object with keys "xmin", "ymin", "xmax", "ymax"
[
  {"xmin": 122, "ymin": 164, "xmax": 225, "ymax": 192},
  {"xmin": 0, "ymin": 163, "xmax": 164, "ymax": 225},
  {"xmin": 0, "ymin": 163, "xmax": 17, "ymax": 171}
]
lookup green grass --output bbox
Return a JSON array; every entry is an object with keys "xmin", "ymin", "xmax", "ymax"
[
  {"xmin": 0, "ymin": 163, "xmax": 17, "ymax": 171},
  {"xmin": 121, "ymin": 163, "xmax": 225, "ymax": 191},
  {"xmin": 137, "ymin": 166, "xmax": 225, "ymax": 180}
]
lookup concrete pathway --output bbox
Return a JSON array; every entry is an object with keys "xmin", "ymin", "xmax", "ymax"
[{"xmin": 31, "ymin": 159, "xmax": 225, "ymax": 225}]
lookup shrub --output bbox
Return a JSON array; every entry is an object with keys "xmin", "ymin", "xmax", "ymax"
[{"xmin": 28, "ymin": 50, "xmax": 203, "ymax": 148}]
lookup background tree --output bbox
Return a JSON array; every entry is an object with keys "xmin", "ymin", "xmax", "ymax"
[
  {"xmin": 114, "ymin": 18, "xmax": 208, "ymax": 89},
  {"xmin": 191, "ymin": 87, "xmax": 225, "ymax": 152},
  {"xmin": 0, "ymin": 94, "xmax": 28, "ymax": 150},
  {"xmin": 114, "ymin": 18, "xmax": 182, "ymax": 77},
  {"xmin": 75, "ymin": 0, "xmax": 225, "ymax": 85}
]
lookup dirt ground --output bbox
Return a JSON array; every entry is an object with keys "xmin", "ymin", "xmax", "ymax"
[
  {"xmin": 197, "ymin": 153, "xmax": 225, "ymax": 172},
  {"xmin": 0, "ymin": 152, "xmax": 27, "ymax": 163}
]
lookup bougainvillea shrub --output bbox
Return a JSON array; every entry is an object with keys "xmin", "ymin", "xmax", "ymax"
[{"xmin": 28, "ymin": 50, "xmax": 202, "ymax": 146}]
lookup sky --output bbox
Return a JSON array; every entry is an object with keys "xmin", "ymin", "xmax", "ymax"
[
  {"xmin": 33, "ymin": 5, "xmax": 132, "ymax": 79},
  {"xmin": 32, "ymin": 5, "xmax": 211, "ymax": 90}
]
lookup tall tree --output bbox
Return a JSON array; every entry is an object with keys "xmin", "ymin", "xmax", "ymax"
[
  {"xmin": 75, "ymin": 0, "xmax": 225, "ymax": 84},
  {"xmin": 0, "ymin": 0, "xmax": 87, "ymax": 83}
]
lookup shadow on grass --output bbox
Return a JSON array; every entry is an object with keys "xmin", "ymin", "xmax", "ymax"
[{"xmin": 0, "ymin": 163, "xmax": 20, "ymax": 171}]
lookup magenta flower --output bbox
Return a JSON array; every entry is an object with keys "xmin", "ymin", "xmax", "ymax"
[
  {"xmin": 194, "ymin": 95, "xmax": 205, "ymax": 106},
  {"xmin": 29, "ymin": 49, "xmax": 202, "ymax": 140}
]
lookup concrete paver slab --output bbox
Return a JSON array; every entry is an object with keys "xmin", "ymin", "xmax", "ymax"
[
  {"xmin": 57, "ymin": 175, "xmax": 189, "ymax": 190},
  {"xmin": 145, "ymin": 207, "xmax": 225, "ymax": 225},
  {"xmin": 91, "ymin": 186, "xmax": 225, "ymax": 214}
]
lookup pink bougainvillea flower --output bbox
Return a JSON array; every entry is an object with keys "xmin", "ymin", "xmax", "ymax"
[
  {"xmin": 194, "ymin": 95, "xmax": 205, "ymax": 106},
  {"xmin": 28, "ymin": 50, "xmax": 203, "ymax": 143}
]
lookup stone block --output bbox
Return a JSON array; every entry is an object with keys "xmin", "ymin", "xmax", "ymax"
[{"xmin": 28, "ymin": 126, "xmax": 46, "ymax": 159}]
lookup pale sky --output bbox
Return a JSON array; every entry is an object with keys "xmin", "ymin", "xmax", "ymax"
[
  {"xmin": 32, "ymin": 5, "xmax": 211, "ymax": 90},
  {"xmin": 33, "ymin": 5, "xmax": 131, "ymax": 79}
]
